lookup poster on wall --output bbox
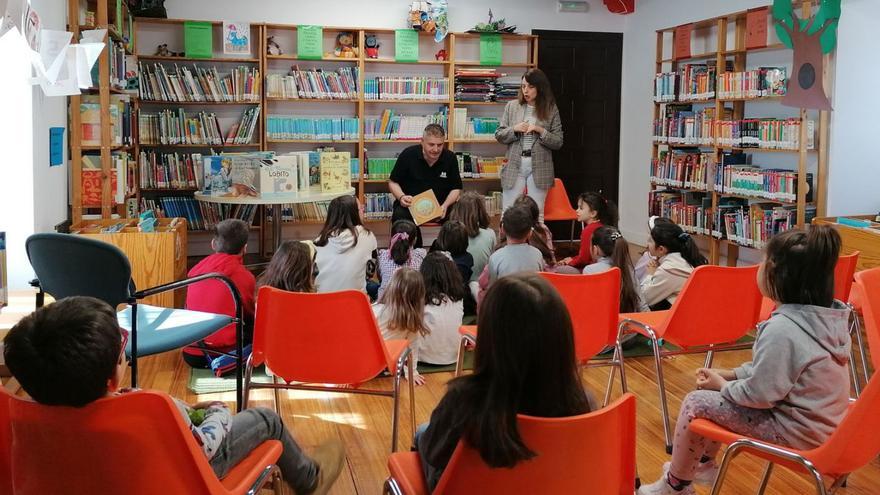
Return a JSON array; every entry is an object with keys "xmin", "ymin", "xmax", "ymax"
[{"xmin": 223, "ymin": 21, "xmax": 251, "ymax": 55}]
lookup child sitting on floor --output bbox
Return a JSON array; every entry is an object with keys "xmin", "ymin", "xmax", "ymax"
[
  {"xmin": 376, "ymin": 220, "xmax": 426, "ymax": 300},
  {"xmin": 184, "ymin": 218, "xmax": 256, "ymax": 369},
  {"xmin": 3, "ymin": 296, "xmax": 345, "ymax": 494},
  {"xmin": 431, "ymin": 220, "xmax": 474, "ymax": 307},
  {"xmin": 256, "ymin": 240, "xmax": 315, "ymax": 293},
  {"xmin": 314, "ymin": 195, "xmax": 378, "ymax": 293},
  {"xmin": 513, "ymin": 194, "xmax": 555, "ymax": 268},
  {"xmin": 373, "ymin": 267, "xmax": 430, "ymax": 385},
  {"xmin": 639, "ymin": 225, "xmax": 852, "ymax": 495},
  {"xmin": 557, "ymin": 191, "xmax": 618, "ymax": 273},
  {"xmin": 418, "ymin": 252, "xmax": 466, "ymax": 366},
  {"xmin": 448, "ymin": 191, "xmax": 497, "ymax": 300},
  {"xmin": 477, "ymin": 206, "xmax": 545, "ymax": 306},
  {"xmin": 584, "ymin": 226, "xmax": 649, "ymax": 313}
]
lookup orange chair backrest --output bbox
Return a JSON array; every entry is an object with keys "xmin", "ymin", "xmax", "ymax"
[
  {"xmin": 541, "ymin": 269, "xmax": 621, "ymax": 362},
  {"xmin": 7, "ymin": 390, "xmax": 227, "ymax": 494},
  {"xmin": 542, "ymin": 178, "xmax": 578, "ymax": 221},
  {"xmin": 811, "ymin": 373, "xmax": 880, "ymax": 476},
  {"xmin": 664, "ymin": 265, "xmax": 762, "ymax": 348},
  {"xmin": 0, "ymin": 389, "xmax": 11, "ymax": 495},
  {"xmin": 433, "ymin": 393, "xmax": 637, "ymax": 494},
  {"xmin": 854, "ymin": 268, "xmax": 880, "ymax": 372},
  {"xmin": 833, "ymin": 251, "xmax": 860, "ymax": 302},
  {"xmin": 253, "ymin": 286, "xmax": 393, "ymax": 384}
]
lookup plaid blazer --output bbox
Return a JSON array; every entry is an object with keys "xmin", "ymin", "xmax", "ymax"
[{"xmin": 494, "ymin": 100, "xmax": 564, "ymax": 190}]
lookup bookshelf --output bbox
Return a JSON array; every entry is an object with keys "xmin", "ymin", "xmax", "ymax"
[
  {"xmin": 68, "ymin": 0, "xmax": 136, "ymax": 223},
  {"xmin": 114, "ymin": 19, "xmax": 538, "ymax": 250},
  {"xmin": 650, "ymin": 2, "xmax": 830, "ymax": 265}
]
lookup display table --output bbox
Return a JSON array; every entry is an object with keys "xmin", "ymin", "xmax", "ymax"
[
  {"xmin": 195, "ymin": 188, "xmax": 356, "ymax": 250},
  {"xmin": 813, "ymin": 215, "xmax": 880, "ymax": 271}
]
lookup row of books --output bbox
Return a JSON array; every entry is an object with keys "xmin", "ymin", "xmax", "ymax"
[
  {"xmin": 80, "ymin": 95, "xmax": 134, "ymax": 146},
  {"xmin": 715, "ymin": 118, "xmax": 814, "ymax": 150},
  {"xmin": 715, "ymin": 165, "xmax": 812, "ymax": 202},
  {"xmin": 652, "ymin": 107, "xmax": 719, "ymax": 145},
  {"xmin": 141, "ymin": 197, "xmax": 259, "ymax": 231},
  {"xmin": 716, "ymin": 202, "xmax": 816, "ymax": 249},
  {"xmin": 649, "ymin": 191, "xmax": 712, "ymax": 236},
  {"xmin": 138, "ymin": 64, "xmax": 261, "ymax": 102},
  {"xmin": 363, "ymin": 158, "xmax": 395, "ymax": 180},
  {"xmin": 454, "ymin": 69, "xmax": 499, "ymax": 102},
  {"xmin": 364, "ymin": 193, "xmax": 395, "ymax": 220},
  {"xmin": 266, "ymin": 67, "xmax": 359, "ymax": 100},
  {"xmin": 455, "ymin": 152, "xmax": 504, "ymax": 178},
  {"xmin": 363, "ymin": 76, "xmax": 449, "ymax": 101},
  {"xmin": 716, "ymin": 68, "xmax": 787, "ymax": 99},
  {"xmin": 109, "ymin": 41, "xmax": 135, "ymax": 90},
  {"xmin": 266, "ymin": 116, "xmax": 359, "ymax": 141},
  {"xmin": 138, "ymin": 151, "xmax": 203, "ymax": 190},
  {"xmin": 649, "ymin": 150, "xmax": 713, "ymax": 190},
  {"xmin": 654, "ymin": 63, "xmax": 718, "ymax": 102},
  {"xmin": 364, "ymin": 109, "xmax": 448, "ymax": 140},
  {"xmin": 451, "ymin": 108, "xmax": 498, "ymax": 139},
  {"xmin": 138, "ymin": 107, "xmax": 260, "ymax": 145}
]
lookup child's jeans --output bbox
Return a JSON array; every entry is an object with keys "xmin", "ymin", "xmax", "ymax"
[
  {"xmin": 669, "ymin": 390, "xmax": 789, "ymax": 481},
  {"xmin": 210, "ymin": 407, "xmax": 318, "ymax": 493}
]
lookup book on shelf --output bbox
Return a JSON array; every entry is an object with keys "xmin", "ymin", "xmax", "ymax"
[
  {"xmin": 454, "ymin": 68, "xmax": 499, "ymax": 102},
  {"xmin": 364, "ymin": 193, "xmax": 395, "ymax": 220},
  {"xmin": 81, "ymin": 154, "xmax": 135, "ymax": 206},
  {"xmin": 649, "ymin": 190, "xmax": 712, "ymax": 236},
  {"xmin": 108, "ymin": 40, "xmax": 135, "ymax": 91},
  {"xmin": 649, "ymin": 149, "xmax": 714, "ymax": 190},
  {"xmin": 364, "ymin": 76, "xmax": 449, "ymax": 101},
  {"xmin": 80, "ymin": 95, "xmax": 134, "ymax": 146},
  {"xmin": 364, "ymin": 157, "xmax": 396, "ymax": 180},
  {"xmin": 138, "ymin": 107, "xmax": 259, "ymax": 145},
  {"xmin": 454, "ymin": 152, "xmax": 504, "ymax": 178},
  {"xmin": 714, "ymin": 164, "xmax": 813, "ymax": 202},
  {"xmin": 138, "ymin": 151, "xmax": 204, "ymax": 190},
  {"xmin": 717, "ymin": 202, "xmax": 816, "ymax": 249},
  {"xmin": 364, "ymin": 109, "xmax": 447, "ymax": 140},
  {"xmin": 266, "ymin": 66, "xmax": 359, "ymax": 100},
  {"xmin": 653, "ymin": 106, "xmax": 725, "ymax": 146},
  {"xmin": 654, "ymin": 62, "xmax": 724, "ymax": 103},
  {"xmin": 715, "ymin": 118, "xmax": 813, "ymax": 150},
  {"xmin": 266, "ymin": 116, "xmax": 359, "ymax": 141},
  {"xmin": 319, "ymin": 152, "xmax": 352, "ymax": 193},
  {"xmin": 139, "ymin": 63, "xmax": 261, "ymax": 102},
  {"xmin": 140, "ymin": 197, "xmax": 259, "ymax": 231},
  {"xmin": 452, "ymin": 108, "xmax": 499, "ymax": 139},
  {"xmin": 716, "ymin": 67, "xmax": 786, "ymax": 99}
]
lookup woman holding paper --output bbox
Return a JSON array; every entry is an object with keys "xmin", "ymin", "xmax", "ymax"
[{"xmin": 495, "ymin": 68, "xmax": 564, "ymax": 222}]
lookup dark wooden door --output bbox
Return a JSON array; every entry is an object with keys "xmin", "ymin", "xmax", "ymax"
[{"xmin": 533, "ymin": 30, "xmax": 623, "ymax": 206}]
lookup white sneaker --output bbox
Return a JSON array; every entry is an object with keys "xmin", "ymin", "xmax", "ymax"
[
  {"xmin": 637, "ymin": 475, "xmax": 695, "ymax": 495},
  {"xmin": 662, "ymin": 460, "xmax": 719, "ymax": 485}
]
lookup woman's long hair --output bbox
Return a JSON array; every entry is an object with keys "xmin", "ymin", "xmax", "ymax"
[
  {"xmin": 445, "ymin": 273, "xmax": 591, "ymax": 468},
  {"xmin": 518, "ymin": 68, "xmax": 556, "ymax": 121}
]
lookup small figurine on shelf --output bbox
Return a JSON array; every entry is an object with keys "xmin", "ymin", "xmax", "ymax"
[
  {"xmin": 421, "ymin": 11, "xmax": 437, "ymax": 33},
  {"xmin": 267, "ymin": 36, "xmax": 282, "ymax": 56},
  {"xmin": 364, "ymin": 34, "xmax": 380, "ymax": 58},
  {"xmin": 470, "ymin": 8, "xmax": 517, "ymax": 33},
  {"xmin": 409, "ymin": 1, "xmax": 427, "ymax": 29},
  {"xmin": 154, "ymin": 44, "xmax": 183, "ymax": 57},
  {"xmin": 333, "ymin": 32, "xmax": 358, "ymax": 58},
  {"xmin": 435, "ymin": 49, "xmax": 447, "ymax": 61}
]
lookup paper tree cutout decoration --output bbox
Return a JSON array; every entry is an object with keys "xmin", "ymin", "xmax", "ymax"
[{"xmin": 772, "ymin": 0, "xmax": 841, "ymax": 110}]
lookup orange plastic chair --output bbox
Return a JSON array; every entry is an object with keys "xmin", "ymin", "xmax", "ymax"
[
  {"xmin": 618, "ymin": 264, "xmax": 762, "ymax": 452},
  {"xmin": 542, "ymin": 178, "xmax": 579, "ymax": 243},
  {"xmin": 854, "ymin": 267, "xmax": 880, "ymax": 373},
  {"xmin": 385, "ymin": 393, "xmax": 637, "ymax": 495},
  {"xmin": 245, "ymin": 286, "xmax": 416, "ymax": 452},
  {"xmin": 3, "ymin": 388, "xmax": 281, "ymax": 494},
  {"xmin": 690, "ymin": 373, "xmax": 880, "ymax": 495},
  {"xmin": 454, "ymin": 325, "xmax": 477, "ymax": 377}
]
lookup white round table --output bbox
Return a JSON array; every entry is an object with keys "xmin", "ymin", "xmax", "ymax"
[{"xmin": 195, "ymin": 187, "xmax": 356, "ymax": 250}]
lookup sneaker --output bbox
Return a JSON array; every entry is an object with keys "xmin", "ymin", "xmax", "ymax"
[
  {"xmin": 638, "ymin": 475, "xmax": 696, "ymax": 495},
  {"xmin": 662, "ymin": 460, "xmax": 719, "ymax": 485},
  {"xmin": 308, "ymin": 439, "xmax": 346, "ymax": 495}
]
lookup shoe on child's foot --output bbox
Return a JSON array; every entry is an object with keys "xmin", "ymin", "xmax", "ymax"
[
  {"xmin": 637, "ymin": 475, "xmax": 696, "ymax": 495},
  {"xmin": 308, "ymin": 439, "xmax": 346, "ymax": 495},
  {"xmin": 663, "ymin": 460, "xmax": 719, "ymax": 485}
]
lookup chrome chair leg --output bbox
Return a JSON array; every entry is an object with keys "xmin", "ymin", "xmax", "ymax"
[
  {"xmin": 756, "ymin": 462, "xmax": 774, "ymax": 495},
  {"xmin": 391, "ymin": 365, "xmax": 401, "ymax": 453},
  {"xmin": 454, "ymin": 336, "xmax": 468, "ymax": 377},
  {"xmin": 650, "ymin": 335, "xmax": 673, "ymax": 453}
]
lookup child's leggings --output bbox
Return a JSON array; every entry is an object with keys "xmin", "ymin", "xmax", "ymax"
[{"xmin": 669, "ymin": 390, "xmax": 790, "ymax": 481}]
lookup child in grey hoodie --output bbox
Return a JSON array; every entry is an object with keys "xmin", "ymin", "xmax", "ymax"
[{"xmin": 640, "ymin": 225, "xmax": 851, "ymax": 495}]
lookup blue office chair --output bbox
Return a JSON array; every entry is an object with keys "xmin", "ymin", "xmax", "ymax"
[{"xmin": 25, "ymin": 233, "xmax": 247, "ymax": 410}]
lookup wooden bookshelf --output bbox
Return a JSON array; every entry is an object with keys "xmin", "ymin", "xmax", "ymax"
[{"xmin": 650, "ymin": 1, "xmax": 830, "ymax": 265}]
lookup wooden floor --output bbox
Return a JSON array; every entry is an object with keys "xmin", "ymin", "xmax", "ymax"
[{"xmin": 3, "ymin": 288, "xmax": 879, "ymax": 494}]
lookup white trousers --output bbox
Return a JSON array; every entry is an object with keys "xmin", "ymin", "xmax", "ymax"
[{"xmin": 501, "ymin": 157, "xmax": 548, "ymax": 222}]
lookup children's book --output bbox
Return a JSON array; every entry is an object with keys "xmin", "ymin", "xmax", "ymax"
[
  {"xmin": 319, "ymin": 152, "xmax": 352, "ymax": 193},
  {"xmin": 409, "ymin": 189, "xmax": 442, "ymax": 225}
]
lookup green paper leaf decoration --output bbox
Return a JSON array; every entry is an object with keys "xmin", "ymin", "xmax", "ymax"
[
  {"xmin": 774, "ymin": 22, "xmax": 794, "ymax": 49},
  {"xmin": 819, "ymin": 19, "xmax": 839, "ymax": 53}
]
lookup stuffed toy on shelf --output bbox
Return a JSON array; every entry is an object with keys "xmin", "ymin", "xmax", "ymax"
[
  {"xmin": 365, "ymin": 34, "xmax": 380, "ymax": 58},
  {"xmin": 331, "ymin": 31, "xmax": 358, "ymax": 58}
]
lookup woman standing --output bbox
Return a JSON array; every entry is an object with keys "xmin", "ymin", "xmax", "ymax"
[{"xmin": 495, "ymin": 68, "xmax": 564, "ymax": 222}]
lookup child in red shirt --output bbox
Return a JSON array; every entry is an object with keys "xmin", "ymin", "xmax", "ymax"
[
  {"xmin": 183, "ymin": 219, "xmax": 255, "ymax": 368},
  {"xmin": 556, "ymin": 191, "xmax": 619, "ymax": 274}
]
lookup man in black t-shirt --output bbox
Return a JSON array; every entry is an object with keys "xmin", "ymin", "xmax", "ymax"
[{"xmin": 388, "ymin": 124, "xmax": 463, "ymax": 224}]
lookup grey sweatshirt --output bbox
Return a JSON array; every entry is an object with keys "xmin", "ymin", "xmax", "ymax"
[{"xmin": 721, "ymin": 301, "xmax": 851, "ymax": 449}]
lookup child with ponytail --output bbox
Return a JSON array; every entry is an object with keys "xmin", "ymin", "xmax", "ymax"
[
  {"xmin": 377, "ymin": 220, "xmax": 426, "ymax": 299},
  {"xmin": 640, "ymin": 226, "xmax": 851, "ymax": 495},
  {"xmin": 557, "ymin": 191, "xmax": 618, "ymax": 274},
  {"xmin": 584, "ymin": 226, "xmax": 648, "ymax": 313},
  {"xmin": 640, "ymin": 222, "xmax": 708, "ymax": 311}
]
